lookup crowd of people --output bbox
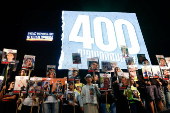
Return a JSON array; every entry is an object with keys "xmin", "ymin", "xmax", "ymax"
[{"xmin": 0, "ymin": 59, "xmax": 170, "ymax": 113}]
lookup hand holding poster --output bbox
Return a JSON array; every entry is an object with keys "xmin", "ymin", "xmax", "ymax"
[
  {"xmin": 141, "ymin": 66, "xmax": 152, "ymax": 79},
  {"xmin": 120, "ymin": 45, "xmax": 129, "ymax": 58},
  {"xmin": 22, "ymin": 55, "xmax": 35, "ymax": 70},
  {"xmin": 101, "ymin": 61, "xmax": 118, "ymax": 72},
  {"xmin": 29, "ymin": 77, "xmax": 42, "ymax": 93},
  {"xmin": 100, "ymin": 73, "xmax": 111, "ymax": 91},
  {"xmin": 161, "ymin": 67, "xmax": 170, "ymax": 81},
  {"xmin": 46, "ymin": 65, "xmax": 56, "ymax": 77},
  {"xmin": 1, "ymin": 48, "xmax": 17, "ymax": 64},
  {"xmin": 151, "ymin": 65, "xmax": 161, "ymax": 78},
  {"xmin": 88, "ymin": 57, "xmax": 99, "ymax": 72},
  {"xmin": 52, "ymin": 78, "xmax": 65, "ymax": 94},
  {"xmin": 72, "ymin": 53, "xmax": 81, "ymax": 64},
  {"xmin": 13, "ymin": 76, "xmax": 29, "ymax": 93},
  {"xmin": 128, "ymin": 65, "xmax": 138, "ymax": 81},
  {"xmin": 156, "ymin": 55, "xmax": 167, "ymax": 67}
]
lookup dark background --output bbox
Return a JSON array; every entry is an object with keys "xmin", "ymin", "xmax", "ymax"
[{"xmin": 0, "ymin": 0, "xmax": 170, "ymax": 80}]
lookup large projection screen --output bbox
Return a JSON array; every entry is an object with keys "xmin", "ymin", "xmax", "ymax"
[{"xmin": 58, "ymin": 11, "xmax": 151, "ymax": 69}]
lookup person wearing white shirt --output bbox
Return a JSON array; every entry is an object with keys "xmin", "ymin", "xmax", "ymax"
[{"xmin": 80, "ymin": 74, "xmax": 101, "ymax": 113}]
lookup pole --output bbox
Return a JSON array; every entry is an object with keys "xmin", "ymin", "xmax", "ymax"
[
  {"xmin": 125, "ymin": 90, "xmax": 131, "ymax": 113},
  {"xmin": 57, "ymin": 96, "xmax": 58, "ymax": 113},
  {"xmin": 106, "ymin": 91, "xmax": 108, "ymax": 113},
  {"xmin": 42, "ymin": 99, "xmax": 44, "ymax": 113},
  {"xmin": 73, "ymin": 80, "xmax": 75, "ymax": 113},
  {"xmin": 16, "ymin": 91, "xmax": 21, "ymax": 113}
]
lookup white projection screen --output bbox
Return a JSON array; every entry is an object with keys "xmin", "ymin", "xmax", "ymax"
[{"xmin": 58, "ymin": 11, "xmax": 151, "ymax": 69}]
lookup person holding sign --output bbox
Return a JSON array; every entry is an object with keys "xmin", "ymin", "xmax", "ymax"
[
  {"xmin": 80, "ymin": 74, "xmax": 101, "ymax": 113},
  {"xmin": 124, "ymin": 78, "xmax": 145, "ymax": 113},
  {"xmin": 63, "ymin": 81, "xmax": 81, "ymax": 113},
  {"xmin": 75, "ymin": 76, "xmax": 84, "ymax": 95},
  {"xmin": 43, "ymin": 74, "xmax": 60, "ymax": 113},
  {"xmin": 0, "ymin": 81, "xmax": 17, "ymax": 113}
]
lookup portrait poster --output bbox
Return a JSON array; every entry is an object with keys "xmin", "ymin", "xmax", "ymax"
[
  {"xmin": 119, "ymin": 72, "xmax": 130, "ymax": 90},
  {"xmin": 120, "ymin": 45, "xmax": 129, "ymax": 58},
  {"xmin": 87, "ymin": 57, "xmax": 99, "ymax": 72},
  {"xmin": 141, "ymin": 66, "xmax": 152, "ymax": 79},
  {"xmin": 137, "ymin": 54, "xmax": 146, "ymax": 65},
  {"xmin": 1, "ymin": 48, "xmax": 17, "ymax": 64},
  {"xmin": 151, "ymin": 65, "xmax": 161, "ymax": 78},
  {"xmin": 101, "ymin": 61, "xmax": 118, "ymax": 72},
  {"xmin": 29, "ymin": 77, "xmax": 42, "ymax": 93},
  {"xmin": 72, "ymin": 53, "xmax": 81, "ymax": 64},
  {"xmin": 100, "ymin": 73, "xmax": 111, "ymax": 91},
  {"xmin": 22, "ymin": 55, "xmax": 35, "ymax": 70},
  {"xmin": 165, "ymin": 57, "xmax": 170, "ymax": 68},
  {"xmin": 68, "ymin": 68, "xmax": 79, "ymax": 81},
  {"xmin": 46, "ymin": 65, "xmax": 56, "ymax": 77},
  {"xmin": 125, "ymin": 57, "xmax": 134, "ymax": 65},
  {"xmin": 42, "ymin": 78, "xmax": 51, "ymax": 94},
  {"xmin": 160, "ymin": 67, "xmax": 170, "ymax": 81},
  {"xmin": 127, "ymin": 65, "xmax": 138, "ymax": 81},
  {"xmin": 13, "ymin": 76, "xmax": 29, "ymax": 94},
  {"xmin": 156, "ymin": 55, "xmax": 167, "ymax": 67},
  {"xmin": 52, "ymin": 78, "xmax": 65, "ymax": 94}
]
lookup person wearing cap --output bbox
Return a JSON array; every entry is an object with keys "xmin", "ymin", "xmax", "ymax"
[
  {"xmin": 63, "ymin": 81, "xmax": 81, "ymax": 113},
  {"xmin": 80, "ymin": 74, "xmax": 101, "ymax": 113},
  {"xmin": 75, "ymin": 76, "xmax": 84, "ymax": 95}
]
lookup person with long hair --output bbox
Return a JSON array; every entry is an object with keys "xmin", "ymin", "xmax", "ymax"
[
  {"xmin": 43, "ymin": 72, "xmax": 60, "ymax": 113},
  {"xmin": 18, "ymin": 69, "xmax": 25, "ymax": 76},
  {"xmin": 0, "ymin": 81, "xmax": 17, "ymax": 113}
]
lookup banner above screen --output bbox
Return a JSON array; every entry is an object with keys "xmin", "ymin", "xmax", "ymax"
[
  {"xmin": 58, "ymin": 11, "xmax": 151, "ymax": 69},
  {"xmin": 26, "ymin": 32, "xmax": 54, "ymax": 41}
]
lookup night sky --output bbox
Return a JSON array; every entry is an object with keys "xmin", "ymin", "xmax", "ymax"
[{"xmin": 0, "ymin": 0, "xmax": 170, "ymax": 80}]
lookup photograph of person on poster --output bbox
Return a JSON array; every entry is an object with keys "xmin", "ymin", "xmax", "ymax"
[
  {"xmin": 88, "ymin": 57, "xmax": 99, "ymax": 72},
  {"xmin": 100, "ymin": 73, "xmax": 111, "ymax": 90},
  {"xmin": 128, "ymin": 65, "xmax": 138, "ymax": 81},
  {"xmin": 165, "ymin": 57, "xmax": 170, "ymax": 67},
  {"xmin": 141, "ymin": 66, "xmax": 152, "ymax": 79},
  {"xmin": 42, "ymin": 82, "xmax": 50, "ymax": 92},
  {"xmin": 1, "ymin": 49, "xmax": 17, "ymax": 64},
  {"xmin": 125, "ymin": 57, "xmax": 134, "ymax": 65},
  {"xmin": 159, "ymin": 58, "xmax": 167, "ymax": 67},
  {"xmin": 68, "ymin": 70, "xmax": 79, "ymax": 80},
  {"xmin": 137, "ymin": 54, "xmax": 146, "ymax": 64},
  {"xmin": 156, "ymin": 55, "xmax": 167, "ymax": 67},
  {"xmin": 55, "ymin": 83, "xmax": 63, "ymax": 92},
  {"xmin": 46, "ymin": 65, "xmax": 56, "ymax": 77},
  {"xmin": 72, "ymin": 53, "xmax": 81, "ymax": 64},
  {"xmin": 121, "ymin": 46, "xmax": 129, "ymax": 58},
  {"xmin": 22, "ymin": 55, "xmax": 35, "ymax": 69}
]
